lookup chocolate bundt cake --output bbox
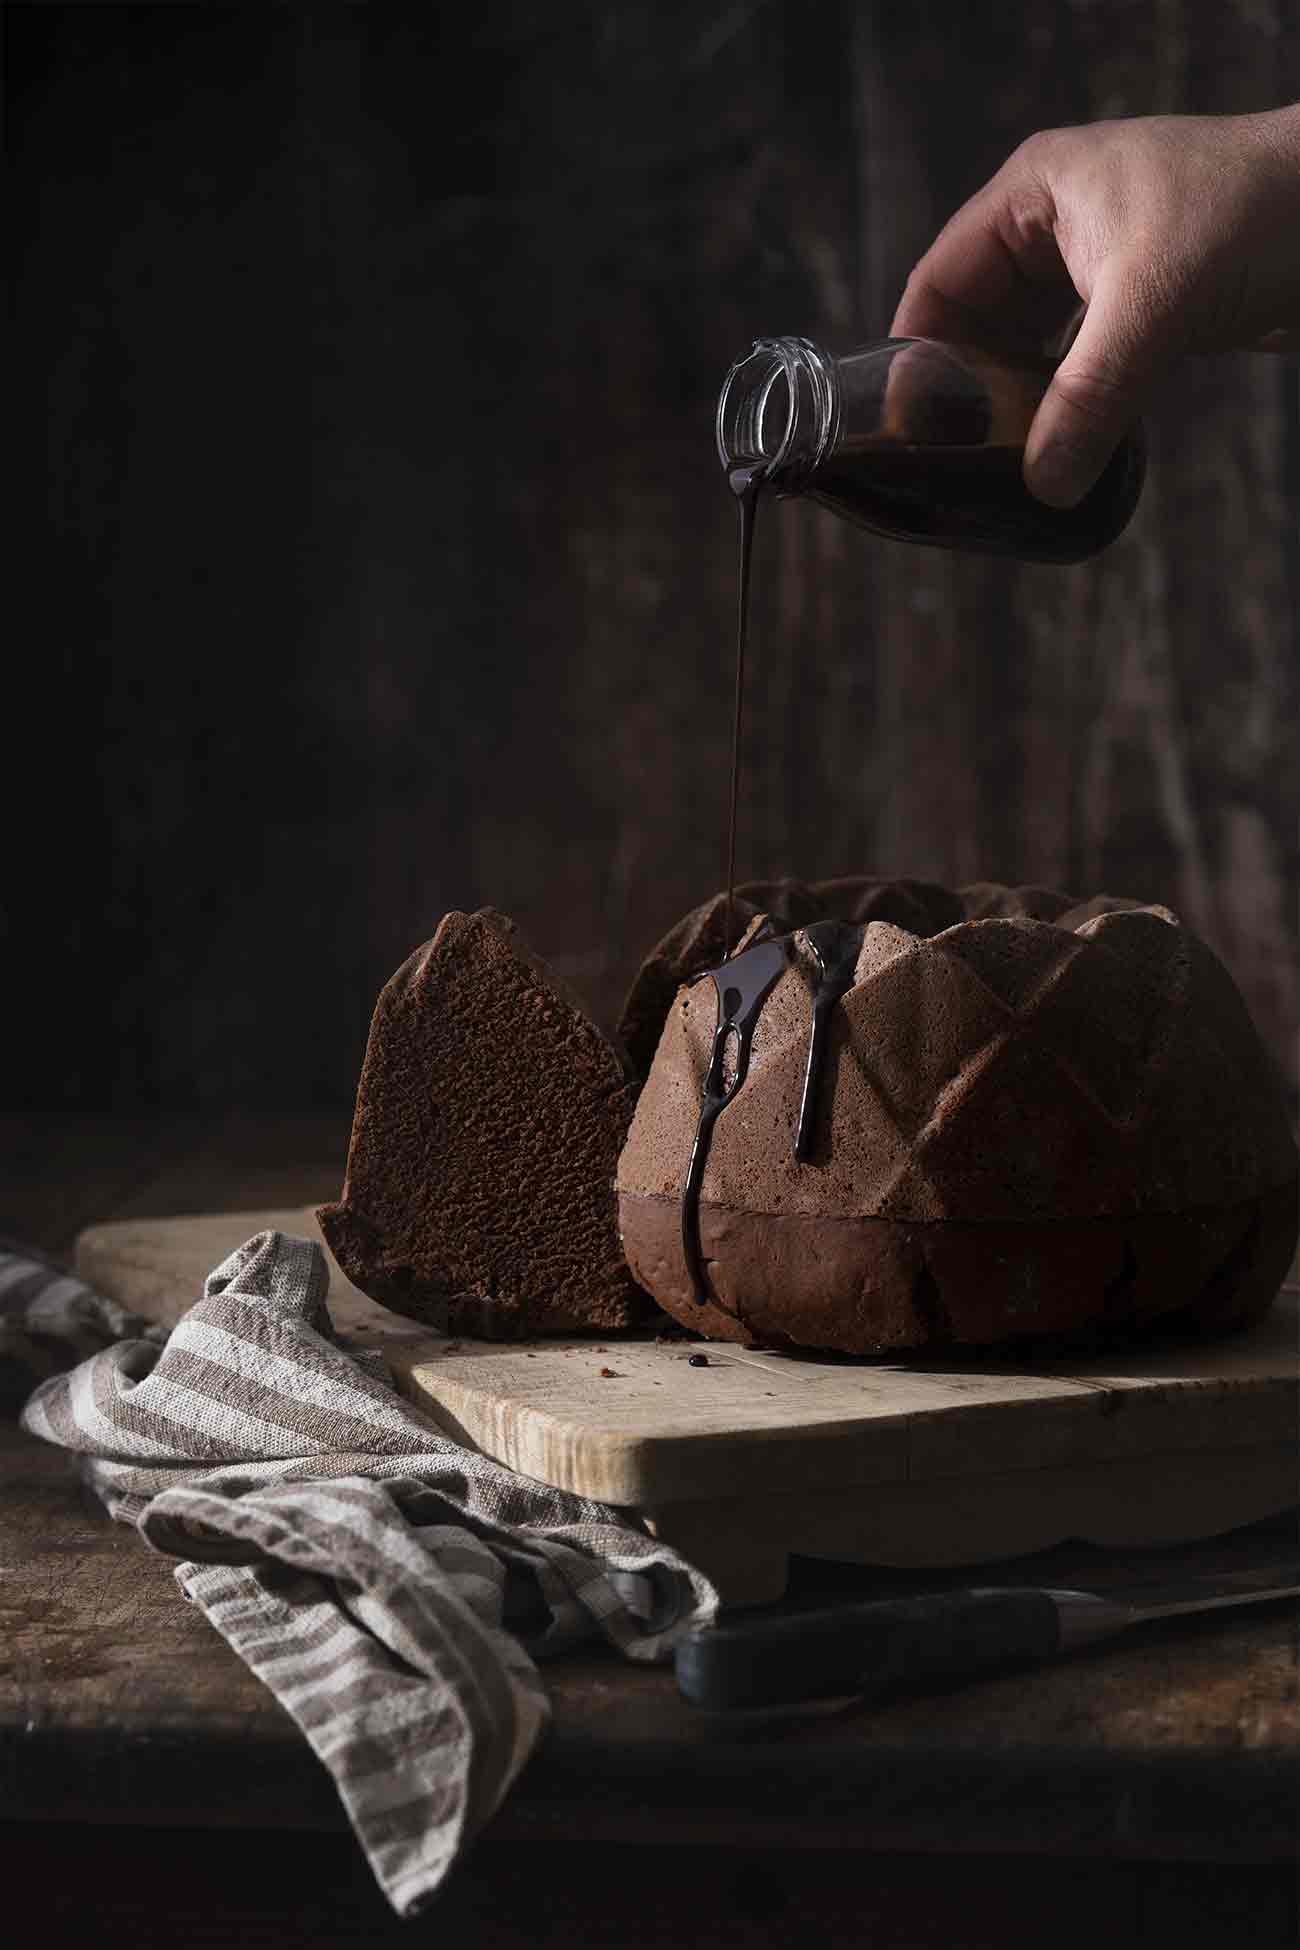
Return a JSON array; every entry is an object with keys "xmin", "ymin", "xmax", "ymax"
[
  {"xmin": 319, "ymin": 908, "xmax": 646, "ymax": 1337},
  {"xmin": 617, "ymin": 887, "xmax": 1299, "ymax": 1355}
]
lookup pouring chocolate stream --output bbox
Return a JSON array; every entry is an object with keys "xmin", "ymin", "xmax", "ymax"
[{"xmin": 693, "ymin": 334, "xmax": 1146, "ymax": 1310}]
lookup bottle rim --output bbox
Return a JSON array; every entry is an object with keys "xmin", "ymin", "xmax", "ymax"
[{"xmin": 715, "ymin": 336, "xmax": 840, "ymax": 488}]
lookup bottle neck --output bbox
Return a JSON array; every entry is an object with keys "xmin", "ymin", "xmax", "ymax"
[{"xmin": 715, "ymin": 337, "xmax": 840, "ymax": 492}]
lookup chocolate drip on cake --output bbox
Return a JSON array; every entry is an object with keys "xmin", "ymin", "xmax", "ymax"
[
  {"xmin": 681, "ymin": 934, "xmax": 789, "ymax": 1306},
  {"xmin": 794, "ymin": 920, "xmax": 867, "ymax": 1161},
  {"xmin": 682, "ymin": 919, "xmax": 883, "ymax": 1303},
  {"xmin": 619, "ymin": 875, "xmax": 964, "ymax": 1080}
]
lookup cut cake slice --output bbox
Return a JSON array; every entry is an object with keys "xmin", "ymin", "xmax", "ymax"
[{"xmin": 318, "ymin": 908, "xmax": 647, "ymax": 1337}]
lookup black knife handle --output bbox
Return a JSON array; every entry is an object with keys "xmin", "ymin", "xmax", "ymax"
[{"xmin": 675, "ymin": 1588, "xmax": 1063, "ymax": 1711}]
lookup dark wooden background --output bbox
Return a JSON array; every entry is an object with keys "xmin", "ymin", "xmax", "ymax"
[{"xmin": 9, "ymin": 0, "xmax": 1298, "ymax": 1115}]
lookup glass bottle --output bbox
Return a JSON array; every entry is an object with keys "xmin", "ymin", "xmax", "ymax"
[{"xmin": 716, "ymin": 335, "xmax": 1144, "ymax": 563}]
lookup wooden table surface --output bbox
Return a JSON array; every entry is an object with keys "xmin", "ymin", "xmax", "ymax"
[{"xmin": 3, "ymin": 1114, "xmax": 1297, "ymax": 1947}]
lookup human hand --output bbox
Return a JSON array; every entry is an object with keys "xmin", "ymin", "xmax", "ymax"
[{"xmin": 891, "ymin": 107, "xmax": 1300, "ymax": 507}]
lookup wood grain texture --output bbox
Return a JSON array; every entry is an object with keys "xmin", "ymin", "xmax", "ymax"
[
  {"xmin": 9, "ymin": 0, "xmax": 1298, "ymax": 1116},
  {"xmin": 76, "ymin": 1205, "xmax": 397, "ymax": 1332}
]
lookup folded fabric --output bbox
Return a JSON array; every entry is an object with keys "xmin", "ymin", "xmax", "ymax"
[{"xmin": 13, "ymin": 1231, "xmax": 718, "ymax": 1915}]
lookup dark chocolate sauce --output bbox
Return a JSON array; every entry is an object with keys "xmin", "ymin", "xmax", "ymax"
[
  {"xmin": 794, "ymin": 920, "xmax": 865, "ymax": 1160},
  {"xmin": 679, "ymin": 918, "xmax": 869, "ymax": 1302},
  {"xmin": 805, "ymin": 437, "xmax": 1144, "ymax": 565},
  {"xmin": 682, "ymin": 471, "xmax": 867, "ymax": 1303},
  {"xmin": 723, "ymin": 462, "xmax": 764, "ymax": 957},
  {"xmin": 680, "ymin": 932, "xmax": 788, "ymax": 1306}
]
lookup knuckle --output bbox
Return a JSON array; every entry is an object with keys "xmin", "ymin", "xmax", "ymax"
[
  {"xmin": 999, "ymin": 181, "xmax": 1057, "ymax": 254},
  {"xmin": 1014, "ymin": 126, "xmax": 1069, "ymax": 174}
]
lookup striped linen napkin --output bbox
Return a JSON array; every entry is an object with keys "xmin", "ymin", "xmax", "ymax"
[{"xmin": 8, "ymin": 1230, "xmax": 718, "ymax": 1915}]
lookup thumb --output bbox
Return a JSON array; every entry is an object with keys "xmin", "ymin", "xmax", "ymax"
[{"xmin": 1024, "ymin": 271, "xmax": 1168, "ymax": 507}]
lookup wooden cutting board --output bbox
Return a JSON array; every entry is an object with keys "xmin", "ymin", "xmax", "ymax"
[{"xmin": 75, "ymin": 1207, "xmax": 1299, "ymax": 1601}]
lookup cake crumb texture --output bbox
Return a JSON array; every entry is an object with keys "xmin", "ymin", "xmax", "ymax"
[{"xmin": 319, "ymin": 908, "xmax": 645, "ymax": 1337}]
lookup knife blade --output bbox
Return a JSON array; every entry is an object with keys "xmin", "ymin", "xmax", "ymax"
[{"xmin": 674, "ymin": 1566, "xmax": 1300, "ymax": 1711}]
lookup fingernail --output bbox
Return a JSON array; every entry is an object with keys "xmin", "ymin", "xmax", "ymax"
[{"xmin": 1025, "ymin": 447, "xmax": 1091, "ymax": 509}]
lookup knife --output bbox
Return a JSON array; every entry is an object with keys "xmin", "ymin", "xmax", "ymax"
[{"xmin": 674, "ymin": 1567, "xmax": 1300, "ymax": 1711}]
